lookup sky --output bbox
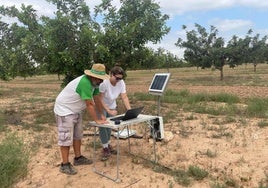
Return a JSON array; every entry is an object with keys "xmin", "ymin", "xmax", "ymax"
[{"xmin": 1, "ymin": 0, "xmax": 268, "ymax": 58}]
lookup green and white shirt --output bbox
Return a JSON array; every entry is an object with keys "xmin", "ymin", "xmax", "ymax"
[{"xmin": 54, "ymin": 75, "xmax": 99, "ymax": 116}]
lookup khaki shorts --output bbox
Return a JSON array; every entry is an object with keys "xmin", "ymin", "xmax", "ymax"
[{"xmin": 55, "ymin": 113, "xmax": 83, "ymax": 146}]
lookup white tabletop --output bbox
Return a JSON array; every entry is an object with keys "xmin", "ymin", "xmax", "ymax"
[{"xmin": 88, "ymin": 114, "xmax": 157, "ymax": 129}]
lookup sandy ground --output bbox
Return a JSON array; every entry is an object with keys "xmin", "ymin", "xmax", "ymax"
[{"xmin": 1, "ymin": 74, "xmax": 268, "ymax": 188}]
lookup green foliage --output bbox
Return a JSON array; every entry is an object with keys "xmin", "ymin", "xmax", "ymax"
[
  {"xmin": 176, "ymin": 24, "xmax": 268, "ymax": 80},
  {"xmin": 0, "ymin": 5, "xmax": 43, "ymax": 80},
  {"xmin": 95, "ymin": 0, "xmax": 170, "ymax": 70},
  {"xmin": 0, "ymin": 0, "xmax": 172, "ymax": 84},
  {"xmin": 0, "ymin": 133, "xmax": 30, "ymax": 188},
  {"xmin": 176, "ymin": 24, "xmax": 227, "ymax": 74}
]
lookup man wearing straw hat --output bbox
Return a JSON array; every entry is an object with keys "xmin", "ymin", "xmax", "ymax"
[{"xmin": 54, "ymin": 63, "xmax": 109, "ymax": 175}]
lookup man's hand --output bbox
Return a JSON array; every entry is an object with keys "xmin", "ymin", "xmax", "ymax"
[{"xmin": 95, "ymin": 119, "xmax": 109, "ymax": 125}]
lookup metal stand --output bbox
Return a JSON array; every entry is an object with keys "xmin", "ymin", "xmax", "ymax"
[
  {"xmin": 90, "ymin": 114, "xmax": 158, "ymax": 182},
  {"xmin": 157, "ymin": 95, "xmax": 161, "ymax": 116},
  {"xmin": 92, "ymin": 126, "xmax": 121, "ymax": 182}
]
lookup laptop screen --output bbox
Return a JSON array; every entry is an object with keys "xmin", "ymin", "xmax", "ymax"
[{"xmin": 110, "ymin": 106, "xmax": 144, "ymax": 121}]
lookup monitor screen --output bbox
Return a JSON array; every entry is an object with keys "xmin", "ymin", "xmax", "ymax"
[{"xmin": 149, "ymin": 73, "xmax": 170, "ymax": 95}]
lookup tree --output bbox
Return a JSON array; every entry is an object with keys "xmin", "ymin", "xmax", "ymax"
[
  {"xmin": 94, "ymin": 0, "xmax": 170, "ymax": 70},
  {"xmin": 226, "ymin": 34, "xmax": 250, "ymax": 68},
  {"xmin": 248, "ymin": 33, "xmax": 268, "ymax": 72},
  {"xmin": 1, "ymin": 0, "xmax": 170, "ymax": 84},
  {"xmin": 226, "ymin": 29, "xmax": 268, "ymax": 72},
  {"xmin": 43, "ymin": 0, "xmax": 99, "ymax": 85},
  {"xmin": 0, "ymin": 21, "xmax": 12, "ymax": 80},
  {"xmin": 176, "ymin": 24, "xmax": 228, "ymax": 80},
  {"xmin": 0, "ymin": 4, "xmax": 45, "ymax": 79},
  {"xmin": 44, "ymin": 0, "xmax": 170, "ymax": 84}
]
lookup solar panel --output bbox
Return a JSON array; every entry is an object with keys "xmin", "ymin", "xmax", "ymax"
[{"xmin": 148, "ymin": 73, "xmax": 170, "ymax": 95}]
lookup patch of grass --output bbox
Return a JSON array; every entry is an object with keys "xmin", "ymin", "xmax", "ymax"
[
  {"xmin": 222, "ymin": 116, "xmax": 236, "ymax": 124},
  {"xmin": 211, "ymin": 126, "xmax": 233, "ymax": 139},
  {"xmin": 257, "ymin": 120, "xmax": 268, "ymax": 128},
  {"xmin": 134, "ymin": 158, "xmax": 193, "ymax": 187},
  {"xmin": 246, "ymin": 98, "xmax": 268, "ymax": 118},
  {"xmin": 140, "ymin": 159, "xmax": 209, "ymax": 187},
  {"xmin": 187, "ymin": 92, "xmax": 239, "ymax": 104},
  {"xmin": 133, "ymin": 92, "xmax": 156, "ymax": 101},
  {"xmin": 134, "ymin": 89, "xmax": 268, "ymax": 121},
  {"xmin": 173, "ymin": 169, "xmax": 192, "ymax": 186},
  {"xmin": 0, "ymin": 111, "xmax": 7, "ymax": 132},
  {"xmin": 3, "ymin": 109, "xmax": 22, "ymax": 125},
  {"xmin": 224, "ymin": 178, "xmax": 238, "ymax": 187},
  {"xmin": 187, "ymin": 165, "xmax": 208, "ymax": 180},
  {"xmin": 34, "ymin": 108, "xmax": 55, "ymax": 125},
  {"xmin": 164, "ymin": 110, "xmax": 177, "ymax": 123},
  {"xmin": 0, "ymin": 133, "xmax": 30, "ymax": 188},
  {"xmin": 210, "ymin": 182, "xmax": 228, "ymax": 188}
]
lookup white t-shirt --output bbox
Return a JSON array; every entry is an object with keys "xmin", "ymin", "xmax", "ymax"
[
  {"xmin": 54, "ymin": 75, "xmax": 99, "ymax": 116},
  {"xmin": 99, "ymin": 79, "xmax": 126, "ymax": 109}
]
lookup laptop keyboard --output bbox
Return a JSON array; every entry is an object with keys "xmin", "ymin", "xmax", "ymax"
[{"xmin": 110, "ymin": 116, "xmax": 124, "ymax": 121}]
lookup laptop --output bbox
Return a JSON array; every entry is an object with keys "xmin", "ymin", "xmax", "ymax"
[{"xmin": 109, "ymin": 106, "xmax": 144, "ymax": 121}]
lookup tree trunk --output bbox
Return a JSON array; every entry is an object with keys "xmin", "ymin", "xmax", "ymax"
[
  {"xmin": 220, "ymin": 66, "xmax": 223, "ymax": 81},
  {"xmin": 254, "ymin": 63, "xmax": 257, "ymax": 72}
]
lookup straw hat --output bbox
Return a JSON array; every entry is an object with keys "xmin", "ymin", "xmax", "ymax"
[{"xmin": 84, "ymin": 64, "xmax": 109, "ymax": 80}]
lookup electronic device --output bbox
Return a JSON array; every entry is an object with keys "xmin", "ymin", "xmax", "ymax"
[
  {"xmin": 150, "ymin": 116, "xmax": 164, "ymax": 140},
  {"xmin": 109, "ymin": 106, "xmax": 144, "ymax": 122}
]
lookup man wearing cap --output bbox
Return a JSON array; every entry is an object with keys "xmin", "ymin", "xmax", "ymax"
[{"xmin": 54, "ymin": 63, "xmax": 109, "ymax": 175}]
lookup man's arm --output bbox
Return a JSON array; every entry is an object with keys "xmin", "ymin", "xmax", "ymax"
[
  {"xmin": 93, "ymin": 95, "xmax": 107, "ymax": 120},
  {"xmin": 85, "ymin": 99, "xmax": 107, "ymax": 124}
]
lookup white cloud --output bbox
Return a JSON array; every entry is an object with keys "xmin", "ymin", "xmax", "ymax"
[
  {"xmin": 210, "ymin": 18, "xmax": 253, "ymax": 32},
  {"xmin": 237, "ymin": 0, "xmax": 268, "ymax": 8},
  {"xmin": 158, "ymin": 0, "xmax": 233, "ymax": 16},
  {"xmin": 1, "ymin": 0, "xmax": 56, "ymax": 18},
  {"xmin": 158, "ymin": 0, "xmax": 268, "ymax": 16}
]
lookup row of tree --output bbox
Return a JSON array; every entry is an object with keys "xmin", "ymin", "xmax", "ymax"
[
  {"xmin": 0, "ymin": 0, "xmax": 177, "ymax": 85},
  {"xmin": 176, "ymin": 24, "xmax": 268, "ymax": 80},
  {"xmin": 1, "ymin": 0, "xmax": 267, "ymax": 84}
]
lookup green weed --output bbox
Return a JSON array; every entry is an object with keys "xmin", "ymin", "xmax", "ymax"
[{"xmin": 0, "ymin": 133, "xmax": 29, "ymax": 188}]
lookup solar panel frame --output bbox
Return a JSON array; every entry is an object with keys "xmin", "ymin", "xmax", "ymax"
[{"xmin": 148, "ymin": 73, "xmax": 170, "ymax": 95}]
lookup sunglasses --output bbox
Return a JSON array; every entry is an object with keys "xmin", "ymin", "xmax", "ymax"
[{"xmin": 114, "ymin": 75, "xmax": 123, "ymax": 81}]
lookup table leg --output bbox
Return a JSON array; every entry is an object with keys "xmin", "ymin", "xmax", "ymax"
[
  {"xmin": 93, "ymin": 126, "xmax": 97, "ymax": 170},
  {"xmin": 127, "ymin": 126, "xmax": 131, "ymax": 153},
  {"xmin": 92, "ymin": 126, "xmax": 121, "ymax": 183}
]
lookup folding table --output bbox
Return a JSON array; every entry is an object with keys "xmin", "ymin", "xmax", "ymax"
[{"xmin": 88, "ymin": 114, "xmax": 158, "ymax": 182}]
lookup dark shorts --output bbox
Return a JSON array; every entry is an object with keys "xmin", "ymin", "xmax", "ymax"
[{"xmin": 55, "ymin": 113, "xmax": 83, "ymax": 146}]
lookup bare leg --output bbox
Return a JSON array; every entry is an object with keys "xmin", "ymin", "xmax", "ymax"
[
  {"xmin": 73, "ymin": 139, "xmax": 81, "ymax": 158},
  {"xmin": 60, "ymin": 146, "xmax": 70, "ymax": 164}
]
